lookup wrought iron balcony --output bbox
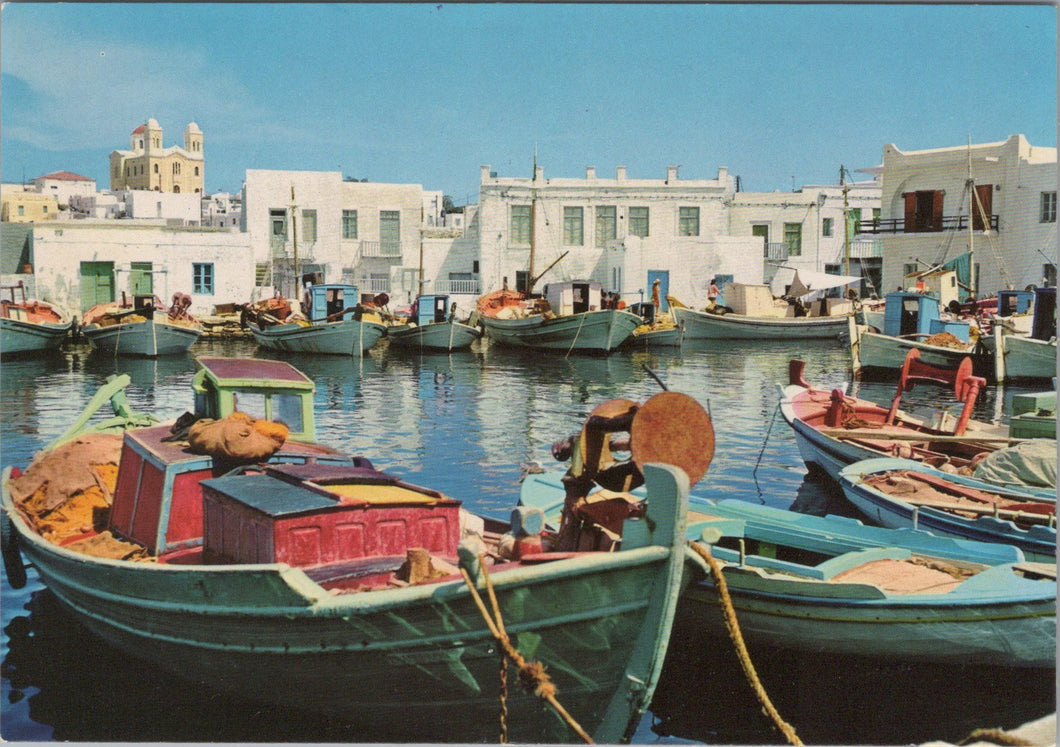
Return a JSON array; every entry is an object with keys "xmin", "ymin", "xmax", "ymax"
[{"xmin": 858, "ymin": 215, "xmax": 999, "ymax": 234}]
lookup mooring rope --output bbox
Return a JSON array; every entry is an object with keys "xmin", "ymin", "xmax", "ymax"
[
  {"xmin": 688, "ymin": 541, "xmax": 802, "ymax": 746},
  {"xmin": 460, "ymin": 558, "xmax": 595, "ymax": 744},
  {"xmin": 959, "ymin": 727, "xmax": 1035, "ymax": 746},
  {"xmin": 752, "ymin": 403, "xmax": 781, "ymax": 494},
  {"xmin": 566, "ymin": 312, "xmax": 588, "ymax": 358}
]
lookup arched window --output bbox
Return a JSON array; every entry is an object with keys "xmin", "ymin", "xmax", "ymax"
[
  {"xmin": 154, "ymin": 164, "xmax": 159, "ymax": 174},
  {"xmin": 173, "ymin": 163, "xmax": 181, "ymax": 175},
  {"xmin": 194, "ymin": 167, "xmax": 199, "ymax": 176}
]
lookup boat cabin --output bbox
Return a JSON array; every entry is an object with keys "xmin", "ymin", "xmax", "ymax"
[
  {"xmin": 1030, "ymin": 287, "xmax": 1056, "ymax": 342},
  {"xmin": 882, "ymin": 292, "xmax": 970, "ymax": 341},
  {"xmin": 192, "ymin": 356, "xmax": 315, "ymax": 442},
  {"xmin": 109, "ymin": 357, "xmax": 352, "ymax": 558},
  {"xmin": 414, "ymin": 294, "xmax": 452, "ymax": 325},
  {"xmin": 997, "ymin": 290, "xmax": 1035, "ymax": 318},
  {"xmin": 306, "ymin": 283, "xmax": 359, "ymax": 323},
  {"xmin": 200, "ymin": 463, "xmax": 461, "ymax": 584},
  {"xmin": 628, "ymin": 302, "xmax": 657, "ymax": 325},
  {"xmin": 543, "ymin": 280, "xmax": 603, "ymax": 316}
]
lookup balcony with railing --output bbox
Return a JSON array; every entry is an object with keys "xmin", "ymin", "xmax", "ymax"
[
  {"xmin": 360, "ymin": 240, "xmax": 403, "ymax": 258},
  {"xmin": 269, "ymin": 236, "xmax": 316, "ymax": 261},
  {"xmin": 765, "ymin": 242, "xmax": 790, "ymax": 261},
  {"xmin": 858, "ymin": 215, "xmax": 999, "ymax": 234},
  {"xmin": 435, "ymin": 278, "xmax": 481, "ymax": 296}
]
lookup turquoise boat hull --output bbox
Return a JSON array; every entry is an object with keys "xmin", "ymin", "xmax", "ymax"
[
  {"xmin": 0, "ymin": 317, "xmax": 71, "ymax": 356},
  {"xmin": 83, "ymin": 319, "xmax": 201, "ymax": 357},
  {"xmin": 481, "ymin": 309, "xmax": 639, "ymax": 354},
  {"xmin": 521, "ymin": 470, "xmax": 1056, "ymax": 669},
  {"xmin": 2, "ymin": 461, "xmax": 692, "ymax": 743},
  {"xmin": 249, "ymin": 318, "xmax": 386, "ymax": 355},
  {"xmin": 387, "ymin": 320, "xmax": 482, "ymax": 351}
]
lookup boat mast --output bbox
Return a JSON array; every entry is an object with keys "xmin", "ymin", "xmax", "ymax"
[
  {"xmin": 528, "ymin": 146, "xmax": 537, "ymax": 295},
  {"xmin": 841, "ymin": 165, "xmax": 850, "ymax": 276},
  {"xmin": 966, "ymin": 138, "xmax": 975, "ymax": 298},
  {"xmin": 418, "ymin": 205, "xmax": 425, "ymax": 302},
  {"xmin": 291, "ymin": 185, "xmax": 300, "ymax": 299}
]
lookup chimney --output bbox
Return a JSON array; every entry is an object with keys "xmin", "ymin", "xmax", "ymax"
[
  {"xmin": 534, "ymin": 165, "xmax": 544, "ymax": 182},
  {"xmin": 616, "ymin": 166, "xmax": 627, "ymax": 180},
  {"xmin": 667, "ymin": 165, "xmax": 679, "ymax": 183},
  {"xmin": 586, "ymin": 166, "xmax": 596, "ymax": 180},
  {"xmin": 480, "ymin": 165, "xmax": 492, "ymax": 183}
]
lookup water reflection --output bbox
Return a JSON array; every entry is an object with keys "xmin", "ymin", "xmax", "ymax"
[
  {"xmin": 2, "ymin": 335, "xmax": 1052, "ymax": 743},
  {"xmin": 652, "ymin": 614, "xmax": 1054, "ymax": 745}
]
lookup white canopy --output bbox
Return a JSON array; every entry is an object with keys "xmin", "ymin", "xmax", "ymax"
[{"xmin": 785, "ymin": 268, "xmax": 861, "ymax": 299}]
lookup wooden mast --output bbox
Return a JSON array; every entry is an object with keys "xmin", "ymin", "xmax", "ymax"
[{"xmin": 528, "ymin": 147, "xmax": 537, "ymax": 295}]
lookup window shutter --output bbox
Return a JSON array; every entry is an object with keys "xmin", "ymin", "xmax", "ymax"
[
  {"xmin": 931, "ymin": 191, "xmax": 944, "ymax": 231},
  {"xmin": 903, "ymin": 193, "xmax": 916, "ymax": 232},
  {"xmin": 973, "ymin": 184, "xmax": 992, "ymax": 231}
]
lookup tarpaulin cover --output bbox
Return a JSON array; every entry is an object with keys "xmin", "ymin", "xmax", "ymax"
[
  {"xmin": 785, "ymin": 268, "xmax": 861, "ymax": 299},
  {"xmin": 973, "ymin": 440, "xmax": 1057, "ymax": 490}
]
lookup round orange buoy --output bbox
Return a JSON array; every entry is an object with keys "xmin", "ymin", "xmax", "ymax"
[{"xmin": 630, "ymin": 391, "xmax": 714, "ymax": 486}]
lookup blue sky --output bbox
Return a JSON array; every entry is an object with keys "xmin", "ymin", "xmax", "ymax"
[{"xmin": 2, "ymin": 3, "xmax": 1055, "ymax": 203}]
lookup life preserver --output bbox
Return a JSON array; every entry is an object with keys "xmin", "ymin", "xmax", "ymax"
[{"xmin": 1, "ymin": 510, "xmax": 28, "ymax": 590}]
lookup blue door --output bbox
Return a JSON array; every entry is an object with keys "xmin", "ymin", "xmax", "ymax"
[
  {"xmin": 647, "ymin": 270, "xmax": 670, "ymax": 311},
  {"xmin": 714, "ymin": 273, "xmax": 734, "ymax": 306}
]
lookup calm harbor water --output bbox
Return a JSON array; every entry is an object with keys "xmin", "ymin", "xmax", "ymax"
[{"xmin": 1, "ymin": 337, "xmax": 1054, "ymax": 744}]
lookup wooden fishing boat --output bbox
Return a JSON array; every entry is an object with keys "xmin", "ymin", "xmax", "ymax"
[
  {"xmin": 670, "ymin": 274, "xmax": 858, "ymax": 341},
  {"xmin": 838, "ymin": 457, "xmax": 1055, "ymax": 562},
  {"xmin": 621, "ymin": 302, "xmax": 682, "ymax": 348},
  {"xmin": 387, "ymin": 294, "xmax": 481, "ymax": 351},
  {"xmin": 849, "ymin": 291, "xmax": 991, "ymax": 378},
  {"xmin": 0, "ymin": 281, "xmax": 72, "ymax": 356},
  {"xmin": 780, "ymin": 349, "xmax": 1019, "ymax": 485},
  {"xmin": 478, "ymin": 281, "xmax": 640, "ymax": 354},
  {"xmin": 520, "ymin": 470, "xmax": 1056, "ymax": 668},
  {"xmin": 991, "ymin": 287, "xmax": 1057, "ymax": 383},
  {"xmin": 1, "ymin": 357, "xmax": 693, "ymax": 744},
  {"xmin": 246, "ymin": 284, "xmax": 386, "ymax": 355},
  {"xmin": 81, "ymin": 293, "xmax": 201, "ymax": 357}
]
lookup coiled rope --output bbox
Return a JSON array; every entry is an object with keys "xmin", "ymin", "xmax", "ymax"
[
  {"xmin": 688, "ymin": 541, "xmax": 802, "ymax": 746},
  {"xmin": 460, "ymin": 557, "xmax": 594, "ymax": 744}
]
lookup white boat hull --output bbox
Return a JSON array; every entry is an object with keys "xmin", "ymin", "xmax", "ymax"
[
  {"xmin": 481, "ymin": 309, "xmax": 639, "ymax": 353},
  {"xmin": 671, "ymin": 306, "xmax": 849, "ymax": 340}
]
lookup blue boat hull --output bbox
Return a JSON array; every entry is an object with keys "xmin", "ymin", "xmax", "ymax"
[{"xmin": 83, "ymin": 319, "xmax": 201, "ymax": 357}]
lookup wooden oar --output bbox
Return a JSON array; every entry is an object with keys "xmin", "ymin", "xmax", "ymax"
[{"xmin": 820, "ymin": 428, "xmax": 1022, "ymax": 444}]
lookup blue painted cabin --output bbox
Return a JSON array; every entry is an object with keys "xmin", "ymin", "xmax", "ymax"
[
  {"xmin": 306, "ymin": 283, "xmax": 360, "ymax": 323},
  {"xmin": 414, "ymin": 294, "xmax": 453, "ymax": 325},
  {"xmin": 997, "ymin": 290, "xmax": 1035, "ymax": 318},
  {"xmin": 882, "ymin": 292, "xmax": 942, "ymax": 337}
]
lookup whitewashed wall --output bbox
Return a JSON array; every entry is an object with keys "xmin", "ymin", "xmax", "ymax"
[{"xmin": 29, "ymin": 223, "xmax": 254, "ymax": 313}]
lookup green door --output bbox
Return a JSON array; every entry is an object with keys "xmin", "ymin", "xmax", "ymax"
[
  {"xmin": 80, "ymin": 261, "xmax": 115, "ymax": 311},
  {"xmin": 380, "ymin": 210, "xmax": 400, "ymax": 256},
  {"xmin": 130, "ymin": 262, "xmax": 153, "ymax": 296}
]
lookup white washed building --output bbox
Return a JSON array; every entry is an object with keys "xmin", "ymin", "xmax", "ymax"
[
  {"xmin": 28, "ymin": 222, "xmax": 253, "ymax": 314},
  {"xmin": 476, "ymin": 164, "xmax": 763, "ymax": 309},
  {"xmin": 202, "ymin": 192, "xmax": 243, "ymax": 229},
  {"xmin": 241, "ymin": 170, "xmax": 431, "ymax": 303},
  {"xmin": 33, "ymin": 171, "xmax": 97, "ymax": 207},
  {"xmin": 727, "ymin": 179, "xmax": 883, "ymax": 298},
  {"xmin": 866, "ymin": 135, "xmax": 1057, "ymax": 297}
]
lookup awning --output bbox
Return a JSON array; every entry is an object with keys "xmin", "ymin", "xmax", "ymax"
[{"xmin": 785, "ymin": 268, "xmax": 861, "ymax": 298}]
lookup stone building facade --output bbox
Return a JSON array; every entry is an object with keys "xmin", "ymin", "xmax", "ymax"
[{"xmin": 110, "ymin": 119, "xmax": 205, "ymax": 194}]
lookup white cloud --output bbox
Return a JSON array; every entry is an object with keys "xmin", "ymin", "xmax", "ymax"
[{"xmin": 2, "ymin": 14, "xmax": 318, "ymax": 154}]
